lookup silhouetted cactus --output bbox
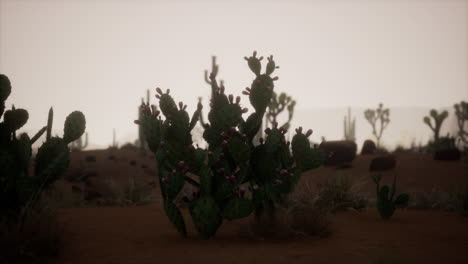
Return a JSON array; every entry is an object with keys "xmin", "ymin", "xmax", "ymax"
[
  {"xmin": 423, "ymin": 109, "xmax": 448, "ymax": 142},
  {"xmin": 364, "ymin": 103, "xmax": 390, "ymax": 147},
  {"xmin": 0, "ymin": 74, "xmax": 86, "ymax": 225},
  {"xmin": 343, "ymin": 107, "xmax": 355, "ymax": 141},
  {"xmin": 138, "ymin": 89, "xmax": 151, "ymax": 150},
  {"xmin": 454, "ymin": 101, "xmax": 468, "ymax": 147},
  {"xmin": 137, "ymin": 52, "xmax": 324, "ymax": 239},
  {"xmin": 371, "ymin": 175, "xmax": 409, "ymax": 220}
]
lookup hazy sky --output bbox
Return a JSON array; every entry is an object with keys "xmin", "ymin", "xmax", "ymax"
[{"xmin": 1, "ymin": 0, "xmax": 467, "ymax": 148}]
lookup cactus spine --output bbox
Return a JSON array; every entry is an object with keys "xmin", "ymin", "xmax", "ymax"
[
  {"xmin": 364, "ymin": 103, "xmax": 390, "ymax": 148},
  {"xmin": 423, "ymin": 109, "xmax": 448, "ymax": 142},
  {"xmin": 343, "ymin": 107, "xmax": 356, "ymax": 141},
  {"xmin": 138, "ymin": 52, "xmax": 324, "ymax": 239}
]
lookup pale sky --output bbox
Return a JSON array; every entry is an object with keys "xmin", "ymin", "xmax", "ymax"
[{"xmin": 1, "ymin": 0, "xmax": 467, "ymax": 148}]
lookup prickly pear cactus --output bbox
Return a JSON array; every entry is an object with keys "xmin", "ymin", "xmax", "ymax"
[
  {"xmin": 371, "ymin": 174, "xmax": 409, "ymax": 220},
  {"xmin": 0, "ymin": 74, "xmax": 86, "ymax": 225},
  {"xmin": 137, "ymin": 52, "xmax": 324, "ymax": 239}
]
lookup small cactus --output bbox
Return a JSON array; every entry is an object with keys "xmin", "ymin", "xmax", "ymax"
[
  {"xmin": 454, "ymin": 101, "xmax": 468, "ymax": 147},
  {"xmin": 371, "ymin": 174, "xmax": 409, "ymax": 220}
]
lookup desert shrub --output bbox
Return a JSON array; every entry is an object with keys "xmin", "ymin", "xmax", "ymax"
[
  {"xmin": 102, "ymin": 174, "xmax": 156, "ymax": 206},
  {"xmin": 314, "ymin": 175, "xmax": 370, "ymax": 212},
  {"xmin": 408, "ymin": 186, "xmax": 468, "ymax": 215},
  {"xmin": 286, "ymin": 203, "xmax": 332, "ymax": 237}
]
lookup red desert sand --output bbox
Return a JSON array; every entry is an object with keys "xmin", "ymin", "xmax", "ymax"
[{"xmin": 47, "ymin": 149, "xmax": 468, "ymax": 264}]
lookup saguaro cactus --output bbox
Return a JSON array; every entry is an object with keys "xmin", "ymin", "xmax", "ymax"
[
  {"xmin": 137, "ymin": 52, "xmax": 324, "ymax": 239},
  {"xmin": 423, "ymin": 109, "xmax": 448, "ymax": 142},
  {"xmin": 364, "ymin": 103, "xmax": 390, "ymax": 147},
  {"xmin": 343, "ymin": 107, "xmax": 356, "ymax": 142},
  {"xmin": 0, "ymin": 74, "xmax": 86, "ymax": 225},
  {"xmin": 454, "ymin": 101, "xmax": 468, "ymax": 147}
]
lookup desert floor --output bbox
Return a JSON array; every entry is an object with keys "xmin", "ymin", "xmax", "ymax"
[{"xmin": 47, "ymin": 149, "xmax": 468, "ymax": 264}]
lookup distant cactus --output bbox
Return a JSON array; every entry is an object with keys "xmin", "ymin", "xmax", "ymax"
[
  {"xmin": 343, "ymin": 107, "xmax": 356, "ymax": 141},
  {"xmin": 70, "ymin": 132, "xmax": 88, "ymax": 151},
  {"xmin": 137, "ymin": 52, "xmax": 324, "ymax": 239},
  {"xmin": 364, "ymin": 103, "xmax": 390, "ymax": 147},
  {"xmin": 111, "ymin": 128, "xmax": 118, "ymax": 149},
  {"xmin": 454, "ymin": 101, "xmax": 468, "ymax": 147},
  {"xmin": 0, "ymin": 74, "xmax": 85, "ymax": 225},
  {"xmin": 371, "ymin": 175, "xmax": 409, "ymax": 220},
  {"xmin": 423, "ymin": 109, "xmax": 448, "ymax": 142},
  {"xmin": 265, "ymin": 91, "xmax": 296, "ymax": 132},
  {"xmin": 138, "ymin": 89, "xmax": 151, "ymax": 150}
]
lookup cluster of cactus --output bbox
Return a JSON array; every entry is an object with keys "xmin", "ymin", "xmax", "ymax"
[
  {"xmin": 0, "ymin": 74, "xmax": 86, "ymax": 225},
  {"xmin": 423, "ymin": 109, "xmax": 448, "ymax": 142},
  {"xmin": 371, "ymin": 174, "xmax": 409, "ymax": 220},
  {"xmin": 343, "ymin": 107, "xmax": 356, "ymax": 142},
  {"xmin": 137, "ymin": 52, "xmax": 324, "ymax": 238},
  {"xmin": 364, "ymin": 103, "xmax": 390, "ymax": 147},
  {"xmin": 454, "ymin": 101, "xmax": 468, "ymax": 147},
  {"xmin": 265, "ymin": 91, "xmax": 296, "ymax": 132},
  {"xmin": 70, "ymin": 132, "xmax": 88, "ymax": 151}
]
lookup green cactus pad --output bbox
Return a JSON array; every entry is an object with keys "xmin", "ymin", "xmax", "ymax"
[
  {"xmin": 222, "ymin": 197, "xmax": 255, "ymax": 220},
  {"xmin": 0, "ymin": 74, "xmax": 11, "ymax": 102},
  {"xmin": 63, "ymin": 111, "xmax": 86, "ymax": 144},
  {"xmin": 3, "ymin": 109, "xmax": 29, "ymax": 132},
  {"xmin": 163, "ymin": 200, "xmax": 187, "ymax": 237},
  {"xmin": 189, "ymin": 196, "xmax": 223, "ymax": 239},
  {"xmin": 34, "ymin": 137, "xmax": 70, "ymax": 185}
]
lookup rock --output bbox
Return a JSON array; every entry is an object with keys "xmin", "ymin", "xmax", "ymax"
[
  {"xmin": 434, "ymin": 148, "xmax": 461, "ymax": 161},
  {"xmin": 85, "ymin": 155, "xmax": 96, "ymax": 162},
  {"xmin": 319, "ymin": 140, "xmax": 357, "ymax": 166},
  {"xmin": 370, "ymin": 155, "xmax": 396, "ymax": 171},
  {"xmin": 130, "ymin": 160, "xmax": 137, "ymax": 166},
  {"xmin": 361, "ymin": 139, "xmax": 377, "ymax": 155}
]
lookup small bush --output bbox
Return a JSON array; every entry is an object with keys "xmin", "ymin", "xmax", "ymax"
[
  {"xmin": 314, "ymin": 175, "xmax": 370, "ymax": 212},
  {"xmin": 102, "ymin": 174, "xmax": 156, "ymax": 206},
  {"xmin": 409, "ymin": 186, "xmax": 468, "ymax": 215}
]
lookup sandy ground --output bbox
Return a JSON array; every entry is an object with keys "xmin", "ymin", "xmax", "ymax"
[{"xmin": 46, "ymin": 149, "xmax": 468, "ymax": 264}]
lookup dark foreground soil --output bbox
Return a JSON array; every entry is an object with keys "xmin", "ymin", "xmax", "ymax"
[
  {"xmin": 45, "ymin": 149, "xmax": 468, "ymax": 264},
  {"xmin": 51, "ymin": 205, "xmax": 468, "ymax": 264}
]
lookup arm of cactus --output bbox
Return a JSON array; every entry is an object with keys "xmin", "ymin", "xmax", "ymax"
[
  {"xmin": 189, "ymin": 100, "xmax": 203, "ymax": 131},
  {"xmin": 30, "ymin": 126, "xmax": 47, "ymax": 144}
]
